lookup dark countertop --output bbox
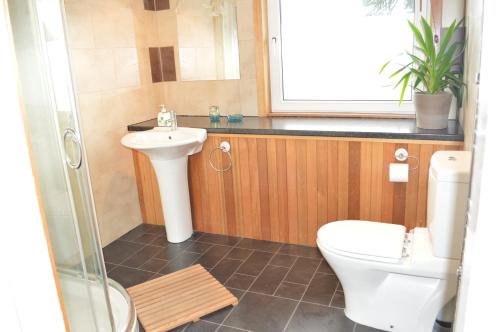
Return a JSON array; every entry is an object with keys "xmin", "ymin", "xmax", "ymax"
[{"xmin": 128, "ymin": 116, "xmax": 464, "ymax": 141}]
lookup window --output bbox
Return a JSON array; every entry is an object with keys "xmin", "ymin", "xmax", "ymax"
[{"xmin": 267, "ymin": 0, "xmax": 426, "ymax": 114}]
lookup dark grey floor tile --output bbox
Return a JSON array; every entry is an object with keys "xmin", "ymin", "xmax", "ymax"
[
  {"xmin": 154, "ymin": 242, "xmax": 190, "ymax": 261},
  {"xmin": 103, "ymin": 240, "xmax": 143, "ymax": 264},
  {"xmin": 286, "ymin": 302, "xmax": 354, "ymax": 332},
  {"xmin": 185, "ymin": 241, "xmax": 213, "ymax": 254},
  {"xmin": 147, "ymin": 273, "xmax": 162, "ymax": 281},
  {"xmin": 269, "ymin": 254, "xmax": 297, "ymax": 268},
  {"xmin": 303, "ymin": 273, "xmax": 338, "ymax": 306},
  {"xmin": 149, "ymin": 234, "xmax": 168, "ymax": 247},
  {"xmin": 197, "ymin": 233, "xmax": 240, "ymax": 246},
  {"xmin": 226, "ymin": 247, "xmax": 253, "ymax": 260},
  {"xmin": 275, "ymin": 282, "xmax": 306, "ymax": 300},
  {"xmin": 139, "ymin": 258, "xmax": 169, "ymax": 273},
  {"xmin": 210, "ymin": 259, "xmax": 243, "ymax": 284},
  {"xmin": 278, "ymin": 244, "xmax": 323, "ymax": 258},
  {"xmin": 107, "ymin": 265, "xmax": 155, "ymax": 288},
  {"xmin": 224, "ymin": 292, "xmax": 297, "ymax": 332},
  {"xmin": 105, "ymin": 262, "xmax": 118, "ymax": 273},
  {"xmin": 202, "ymin": 289, "xmax": 244, "ymax": 323},
  {"xmin": 146, "ymin": 224, "xmax": 167, "ymax": 235},
  {"xmin": 132, "ymin": 233, "xmax": 161, "ymax": 245},
  {"xmin": 236, "ymin": 251, "xmax": 273, "ymax": 276},
  {"xmin": 168, "ymin": 322, "xmax": 189, "ymax": 331},
  {"xmin": 355, "ymin": 323, "xmax": 385, "ymax": 332},
  {"xmin": 190, "ymin": 231, "xmax": 205, "ymax": 240},
  {"xmin": 159, "ymin": 251, "xmax": 200, "ymax": 274},
  {"xmin": 331, "ymin": 291, "xmax": 345, "ymax": 308},
  {"xmin": 119, "ymin": 226, "xmax": 147, "ymax": 242},
  {"xmin": 249, "ymin": 265, "xmax": 289, "ymax": 295},
  {"xmin": 236, "ymin": 238, "xmax": 282, "ymax": 253},
  {"xmin": 224, "ymin": 273, "xmax": 255, "ymax": 291},
  {"xmin": 196, "ymin": 245, "xmax": 232, "ymax": 269},
  {"xmin": 317, "ymin": 260, "xmax": 335, "ymax": 274},
  {"xmin": 121, "ymin": 245, "xmax": 163, "ymax": 268},
  {"xmin": 183, "ymin": 320, "xmax": 219, "ymax": 332},
  {"xmin": 284, "ymin": 257, "xmax": 321, "ymax": 284},
  {"xmin": 217, "ymin": 326, "xmax": 244, "ymax": 332}
]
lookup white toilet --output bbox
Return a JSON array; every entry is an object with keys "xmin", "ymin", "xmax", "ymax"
[{"xmin": 317, "ymin": 151, "xmax": 471, "ymax": 332}]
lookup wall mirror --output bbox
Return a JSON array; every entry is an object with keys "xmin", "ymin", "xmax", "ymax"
[{"xmin": 175, "ymin": 0, "xmax": 240, "ymax": 81}]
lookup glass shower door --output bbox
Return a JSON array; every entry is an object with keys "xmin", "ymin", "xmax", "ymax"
[{"xmin": 8, "ymin": 0, "xmax": 115, "ymax": 331}]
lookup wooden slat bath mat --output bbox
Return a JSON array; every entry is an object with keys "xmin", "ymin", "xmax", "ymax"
[{"xmin": 127, "ymin": 264, "xmax": 238, "ymax": 332}]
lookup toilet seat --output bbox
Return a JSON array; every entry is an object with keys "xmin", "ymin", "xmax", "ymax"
[{"xmin": 317, "ymin": 220, "xmax": 407, "ymax": 264}]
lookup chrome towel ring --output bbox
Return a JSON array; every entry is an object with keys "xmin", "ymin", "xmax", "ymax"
[{"xmin": 209, "ymin": 141, "xmax": 232, "ymax": 172}]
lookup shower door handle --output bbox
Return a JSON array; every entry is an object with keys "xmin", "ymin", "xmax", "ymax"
[{"xmin": 63, "ymin": 128, "xmax": 83, "ymax": 169}]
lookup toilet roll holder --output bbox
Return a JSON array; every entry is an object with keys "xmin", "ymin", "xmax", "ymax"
[{"xmin": 390, "ymin": 148, "xmax": 419, "ymax": 171}]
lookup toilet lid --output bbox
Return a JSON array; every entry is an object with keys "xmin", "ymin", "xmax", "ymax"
[{"xmin": 317, "ymin": 221, "xmax": 407, "ymax": 262}]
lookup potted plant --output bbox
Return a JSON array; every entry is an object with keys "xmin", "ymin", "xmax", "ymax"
[{"xmin": 381, "ymin": 17, "xmax": 464, "ymax": 129}]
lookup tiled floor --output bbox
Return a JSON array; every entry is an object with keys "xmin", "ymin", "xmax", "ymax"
[{"xmin": 103, "ymin": 224, "xmax": 451, "ymax": 332}]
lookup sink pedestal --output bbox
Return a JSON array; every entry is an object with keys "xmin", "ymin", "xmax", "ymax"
[
  {"xmin": 151, "ymin": 156, "xmax": 193, "ymax": 243},
  {"xmin": 121, "ymin": 127, "xmax": 207, "ymax": 244}
]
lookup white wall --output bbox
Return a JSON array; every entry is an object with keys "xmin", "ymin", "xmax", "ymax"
[{"xmin": 454, "ymin": 0, "xmax": 500, "ymax": 330}]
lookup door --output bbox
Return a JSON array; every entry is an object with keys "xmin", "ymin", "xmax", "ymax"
[{"xmin": 8, "ymin": 0, "xmax": 115, "ymax": 331}]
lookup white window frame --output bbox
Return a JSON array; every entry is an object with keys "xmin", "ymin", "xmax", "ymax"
[{"xmin": 267, "ymin": 0, "xmax": 430, "ymax": 114}]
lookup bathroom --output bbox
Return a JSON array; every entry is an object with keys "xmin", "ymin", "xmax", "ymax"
[{"xmin": 1, "ymin": 0, "xmax": 499, "ymax": 331}]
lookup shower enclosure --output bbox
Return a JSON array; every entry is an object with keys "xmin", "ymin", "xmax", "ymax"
[{"xmin": 7, "ymin": 0, "xmax": 137, "ymax": 331}]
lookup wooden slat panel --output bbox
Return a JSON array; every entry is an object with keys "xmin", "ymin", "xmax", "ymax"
[
  {"xmin": 133, "ymin": 134, "xmax": 463, "ymax": 246},
  {"xmin": 248, "ymin": 138, "xmax": 262, "ymax": 238},
  {"xmin": 238, "ymin": 138, "xmax": 253, "ymax": 238},
  {"xmin": 276, "ymin": 139, "xmax": 289, "ymax": 243},
  {"xmin": 296, "ymin": 139, "xmax": 308, "ymax": 245},
  {"xmin": 286, "ymin": 139, "xmax": 299, "ymax": 244},
  {"xmin": 381, "ymin": 143, "xmax": 395, "ymax": 223},
  {"xmin": 337, "ymin": 141, "xmax": 349, "ymax": 220},
  {"xmin": 306, "ymin": 139, "xmax": 318, "ymax": 245},
  {"xmin": 231, "ymin": 139, "xmax": 244, "ymax": 236},
  {"xmin": 370, "ymin": 142, "xmax": 384, "ymax": 221},
  {"xmin": 327, "ymin": 141, "xmax": 338, "ymax": 221},
  {"xmin": 359, "ymin": 142, "xmax": 372, "ymax": 220},
  {"xmin": 317, "ymin": 140, "xmax": 329, "ymax": 229},
  {"xmin": 257, "ymin": 139, "xmax": 271, "ymax": 240},
  {"xmin": 266, "ymin": 139, "xmax": 280, "ymax": 242},
  {"xmin": 348, "ymin": 142, "xmax": 361, "ymax": 219}
]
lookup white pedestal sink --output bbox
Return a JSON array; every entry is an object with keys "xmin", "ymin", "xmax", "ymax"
[{"xmin": 121, "ymin": 127, "xmax": 207, "ymax": 243}]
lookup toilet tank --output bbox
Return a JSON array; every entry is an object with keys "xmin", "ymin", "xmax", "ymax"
[{"xmin": 427, "ymin": 151, "xmax": 472, "ymax": 259}]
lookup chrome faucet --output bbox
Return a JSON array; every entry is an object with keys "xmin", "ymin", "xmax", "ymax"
[{"xmin": 165, "ymin": 110, "xmax": 177, "ymax": 131}]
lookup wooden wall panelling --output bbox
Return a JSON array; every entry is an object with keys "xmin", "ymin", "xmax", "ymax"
[{"xmin": 133, "ymin": 134, "xmax": 463, "ymax": 246}]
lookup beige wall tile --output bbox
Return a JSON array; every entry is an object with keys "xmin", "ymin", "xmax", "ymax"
[
  {"xmin": 238, "ymin": 39, "xmax": 256, "ymax": 79},
  {"xmin": 156, "ymin": 10, "xmax": 178, "ymax": 46},
  {"xmin": 239, "ymin": 78, "xmax": 258, "ymax": 115},
  {"xmin": 91, "ymin": 3, "xmax": 136, "ymax": 48},
  {"xmin": 113, "ymin": 48, "xmax": 140, "ymax": 89},
  {"xmin": 236, "ymin": 0, "xmax": 254, "ymax": 41},
  {"xmin": 64, "ymin": 2, "xmax": 94, "ymax": 49},
  {"xmin": 71, "ymin": 49, "xmax": 115, "ymax": 93}
]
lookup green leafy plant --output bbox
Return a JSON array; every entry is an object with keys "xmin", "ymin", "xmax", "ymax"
[{"xmin": 380, "ymin": 17, "xmax": 465, "ymax": 104}]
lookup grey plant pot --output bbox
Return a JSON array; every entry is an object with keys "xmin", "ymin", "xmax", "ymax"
[{"xmin": 414, "ymin": 92, "xmax": 453, "ymax": 129}]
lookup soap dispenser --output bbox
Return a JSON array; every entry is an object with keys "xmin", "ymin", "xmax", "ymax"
[{"xmin": 157, "ymin": 105, "xmax": 169, "ymax": 126}]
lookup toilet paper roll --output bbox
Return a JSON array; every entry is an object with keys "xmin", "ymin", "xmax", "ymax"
[{"xmin": 389, "ymin": 163, "xmax": 409, "ymax": 183}]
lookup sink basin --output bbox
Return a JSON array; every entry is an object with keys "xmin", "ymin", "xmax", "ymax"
[
  {"xmin": 121, "ymin": 127, "xmax": 207, "ymax": 160},
  {"xmin": 121, "ymin": 127, "xmax": 207, "ymax": 243}
]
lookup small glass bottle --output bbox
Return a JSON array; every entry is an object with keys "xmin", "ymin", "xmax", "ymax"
[{"xmin": 209, "ymin": 105, "xmax": 220, "ymax": 122}]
